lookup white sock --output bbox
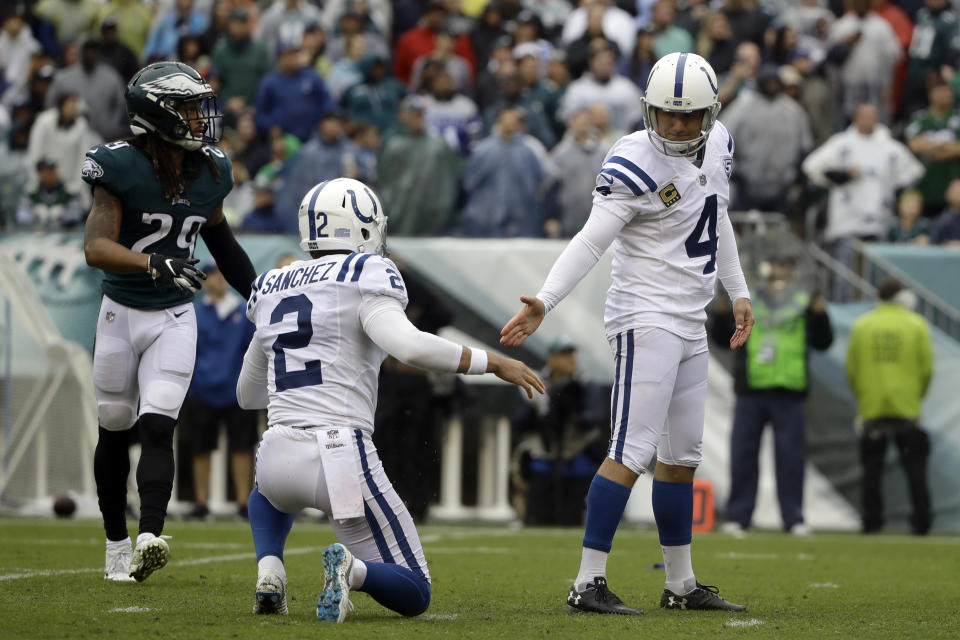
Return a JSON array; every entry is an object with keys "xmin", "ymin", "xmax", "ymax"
[
  {"xmin": 575, "ymin": 547, "xmax": 609, "ymax": 590},
  {"xmin": 257, "ymin": 555, "xmax": 285, "ymax": 578},
  {"xmin": 136, "ymin": 532, "xmax": 156, "ymax": 546},
  {"xmin": 106, "ymin": 537, "xmax": 131, "ymax": 550},
  {"xmin": 350, "ymin": 559, "xmax": 367, "ymax": 589},
  {"xmin": 662, "ymin": 544, "xmax": 696, "ymax": 595}
]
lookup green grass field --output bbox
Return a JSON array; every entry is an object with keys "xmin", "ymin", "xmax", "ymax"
[{"xmin": 1, "ymin": 517, "xmax": 957, "ymax": 639}]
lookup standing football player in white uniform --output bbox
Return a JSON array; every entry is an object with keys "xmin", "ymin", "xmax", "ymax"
[
  {"xmin": 238, "ymin": 178, "xmax": 544, "ymax": 621},
  {"xmin": 501, "ymin": 52, "xmax": 754, "ymax": 614}
]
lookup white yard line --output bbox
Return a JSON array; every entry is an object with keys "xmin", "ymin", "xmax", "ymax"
[
  {"xmin": 2, "ymin": 538, "xmax": 246, "ymax": 550},
  {"xmin": 0, "ymin": 546, "xmax": 321, "ymax": 581},
  {"xmin": 0, "ymin": 529, "xmax": 514, "ymax": 581}
]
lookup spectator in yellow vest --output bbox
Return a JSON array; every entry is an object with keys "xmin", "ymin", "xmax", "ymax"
[
  {"xmin": 711, "ymin": 255, "xmax": 833, "ymax": 536},
  {"xmin": 846, "ymin": 278, "xmax": 934, "ymax": 535}
]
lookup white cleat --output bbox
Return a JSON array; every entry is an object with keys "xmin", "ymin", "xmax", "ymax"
[
  {"xmin": 253, "ymin": 570, "xmax": 289, "ymax": 615},
  {"xmin": 128, "ymin": 535, "xmax": 170, "ymax": 582},
  {"xmin": 720, "ymin": 522, "xmax": 747, "ymax": 538},
  {"xmin": 317, "ymin": 543, "xmax": 355, "ymax": 623},
  {"xmin": 104, "ymin": 539, "xmax": 136, "ymax": 583}
]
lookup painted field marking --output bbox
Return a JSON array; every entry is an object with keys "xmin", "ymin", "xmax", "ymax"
[
  {"xmin": 725, "ymin": 618, "xmax": 763, "ymax": 628},
  {"xmin": 0, "ymin": 529, "xmax": 512, "ymax": 581}
]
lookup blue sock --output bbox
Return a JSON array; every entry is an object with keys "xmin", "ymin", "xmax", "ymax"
[
  {"xmin": 248, "ymin": 488, "xmax": 295, "ymax": 561},
  {"xmin": 582, "ymin": 474, "xmax": 632, "ymax": 552},
  {"xmin": 357, "ymin": 562, "xmax": 431, "ymax": 617},
  {"xmin": 652, "ymin": 479, "xmax": 693, "ymax": 546}
]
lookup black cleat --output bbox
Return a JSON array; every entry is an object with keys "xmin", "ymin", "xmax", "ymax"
[
  {"xmin": 567, "ymin": 577, "xmax": 644, "ymax": 616},
  {"xmin": 660, "ymin": 582, "xmax": 746, "ymax": 611}
]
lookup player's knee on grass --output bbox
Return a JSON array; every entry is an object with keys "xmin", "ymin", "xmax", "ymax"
[
  {"xmin": 361, "ymin": 564, "xmax": 432, "ymax": 616},
  {"xmin": 399, "ymin": 578, "xmax": 431, "ymax": 617},
  {"xmin": 98, "ymin": 402, "xmax": 136, "ymax": 430}
]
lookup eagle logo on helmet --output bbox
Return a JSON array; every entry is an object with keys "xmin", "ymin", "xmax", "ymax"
[{"xmin": 140, "ymin": 73, "xmax": 209, "ymax": 98}]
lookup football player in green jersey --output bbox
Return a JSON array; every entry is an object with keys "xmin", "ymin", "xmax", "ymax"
[{"xmin": 82, "ymin": 61, "xmax": 257, "ymax": 583}]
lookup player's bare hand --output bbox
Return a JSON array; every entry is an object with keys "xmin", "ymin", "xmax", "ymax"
[
  {"xmin": 500, "ymin": 296, "xmax": 545, "ymax": 347},
  {"xmin": 730, "ymin": 297, "xmax": 754, "ymax": 349},
  {"xmin": 488, "ymin": 354, "xmax": 545, "ymax": 399}
]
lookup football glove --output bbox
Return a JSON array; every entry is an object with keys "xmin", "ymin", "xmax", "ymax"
[
  {"xmin": 147, "ymin": 253, "xmax": 206, "ymax": 294},
  {"xmin": 823, "ymin": 170, "xmax": 853, "ymax": 185}
]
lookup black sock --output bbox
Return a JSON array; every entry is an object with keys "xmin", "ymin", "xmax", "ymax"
[
  {"xmin": 136, "ymin": 413, "xmax": 176, "ymax": 537},
  {"xmin": 94, "ymin": 426, "xmax": 132, "ymax": 542}
]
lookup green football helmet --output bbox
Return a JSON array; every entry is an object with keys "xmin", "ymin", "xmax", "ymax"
[{"xmin": 125, "ymin": 61, "xmax": 222, "ymax": 151}]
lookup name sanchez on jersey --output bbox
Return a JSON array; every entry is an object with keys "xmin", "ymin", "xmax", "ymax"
[
  {"xmin": 590, "ymin": 121, "xmax": 735, "ymax": 340},
  {"xmin": 246, "ymin": 252, "xmax": 408, "ymax": 433}
]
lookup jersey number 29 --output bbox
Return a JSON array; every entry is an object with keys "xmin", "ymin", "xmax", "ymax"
[
  {"xmin": 684, "ymin": 194, "xmax": 718, "ymax": 274},
  {"xmin": 270, "ymin": 294, "xmax": 323, "ymax": 392}
]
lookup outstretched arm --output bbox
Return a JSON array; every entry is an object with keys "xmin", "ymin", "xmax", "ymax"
[
  {"xmin": 361, "ymin": 296, "xmax": 545, "ymax": 399},
  {"xmin": 500, "ymin": 205, "xmax": 624, "ymax": 347}
]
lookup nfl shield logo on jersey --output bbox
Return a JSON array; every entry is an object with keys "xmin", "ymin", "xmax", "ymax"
[{"xmin": 327, "ymin": 429, "xmax": 339, "ymax": 439}]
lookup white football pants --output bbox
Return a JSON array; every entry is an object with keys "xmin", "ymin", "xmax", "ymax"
[
  {"xmin": 606, "ymin": 327, "xmax": 709, "ymax": 474},
  {"xmin": 92, "ymin": 295, "xmax": 197, "ymax": 430},
  {"xmin": 255, "ymin": 426, "xmax": 431, "ymax": 582}
]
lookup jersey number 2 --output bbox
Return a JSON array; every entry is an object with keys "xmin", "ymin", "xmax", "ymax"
[
  {"xmin": 684, "ymin": 194, "xmax": 718, "ymax": 274},
  {"xmin": 270, "ymin": 294, "xmax": 323, "ymax": 392}
]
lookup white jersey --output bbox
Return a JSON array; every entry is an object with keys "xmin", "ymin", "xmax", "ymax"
[
  {"xmin": 245, "ymin": 252, "xmax": 408, "ymax": 432},
  {"xmin": 591, "ymin": 121, "xmax": 738, "ymax": 339}
]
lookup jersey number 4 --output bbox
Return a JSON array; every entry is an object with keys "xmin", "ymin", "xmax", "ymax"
[
  {"xmin": 270, "ymin": 294, "xmax": 323, "ymax": 392},
  {"xmin": 684, "ymin": 194, "xmax": 718, "ymax": 274}
]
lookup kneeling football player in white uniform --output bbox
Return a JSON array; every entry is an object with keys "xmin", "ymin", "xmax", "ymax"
[
  {"xmin": 502, "ymin": 52, "xmax": 754, "ymax": 613},
  {"xmin": 238, "ymin": 178, "xmax": 544, "ymax": 621}
]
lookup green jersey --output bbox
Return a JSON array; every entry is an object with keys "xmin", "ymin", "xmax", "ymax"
[
  {"xmin": 908, "ymin": 8, "xmax": 959, "ymax": 96},
  {"xmin": 903, "ymin": 108, "xmax": 960, "ymax": 210},
  {"xmin": 81, "ymin": 140, "xmax": 233, "ymax": 310}
]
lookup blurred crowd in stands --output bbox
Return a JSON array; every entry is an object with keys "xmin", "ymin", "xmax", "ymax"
[{"xmin": 3, "ymin": 0, "xmax": 960, "ymax": 250}]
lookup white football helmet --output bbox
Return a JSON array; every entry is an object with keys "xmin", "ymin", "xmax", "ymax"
[
  {"xmin": 641, "ymin": 52, "xmax": 721, "ymax": 157},
  {"xmin": 298, "ymin": 178, "xmax": 388, "ymax": 255}
]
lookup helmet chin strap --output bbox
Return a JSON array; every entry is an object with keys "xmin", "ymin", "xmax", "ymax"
[{"xmin": 647, "ymin": 128, "xmax": 707, "ymax": 157}]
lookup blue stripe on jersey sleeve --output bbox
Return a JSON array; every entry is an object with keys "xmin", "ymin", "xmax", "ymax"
[
  {"xmin": 336, "ymin": 253, "xmax": 358, "ymax": 281},
  {"xmin": 350, "ymin": 253, "xmax": 373, "ymax": 282},
  {"xmin": 727, "ymin": 131, "xmax": 734, "ymax": 153},
  {"xmin": 600, "ymin": 168, "xmax": 644, "ymax": 196},
  {"xmin": 606, "ymin": 156, "xmax": 658, "ymax": 191}
]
